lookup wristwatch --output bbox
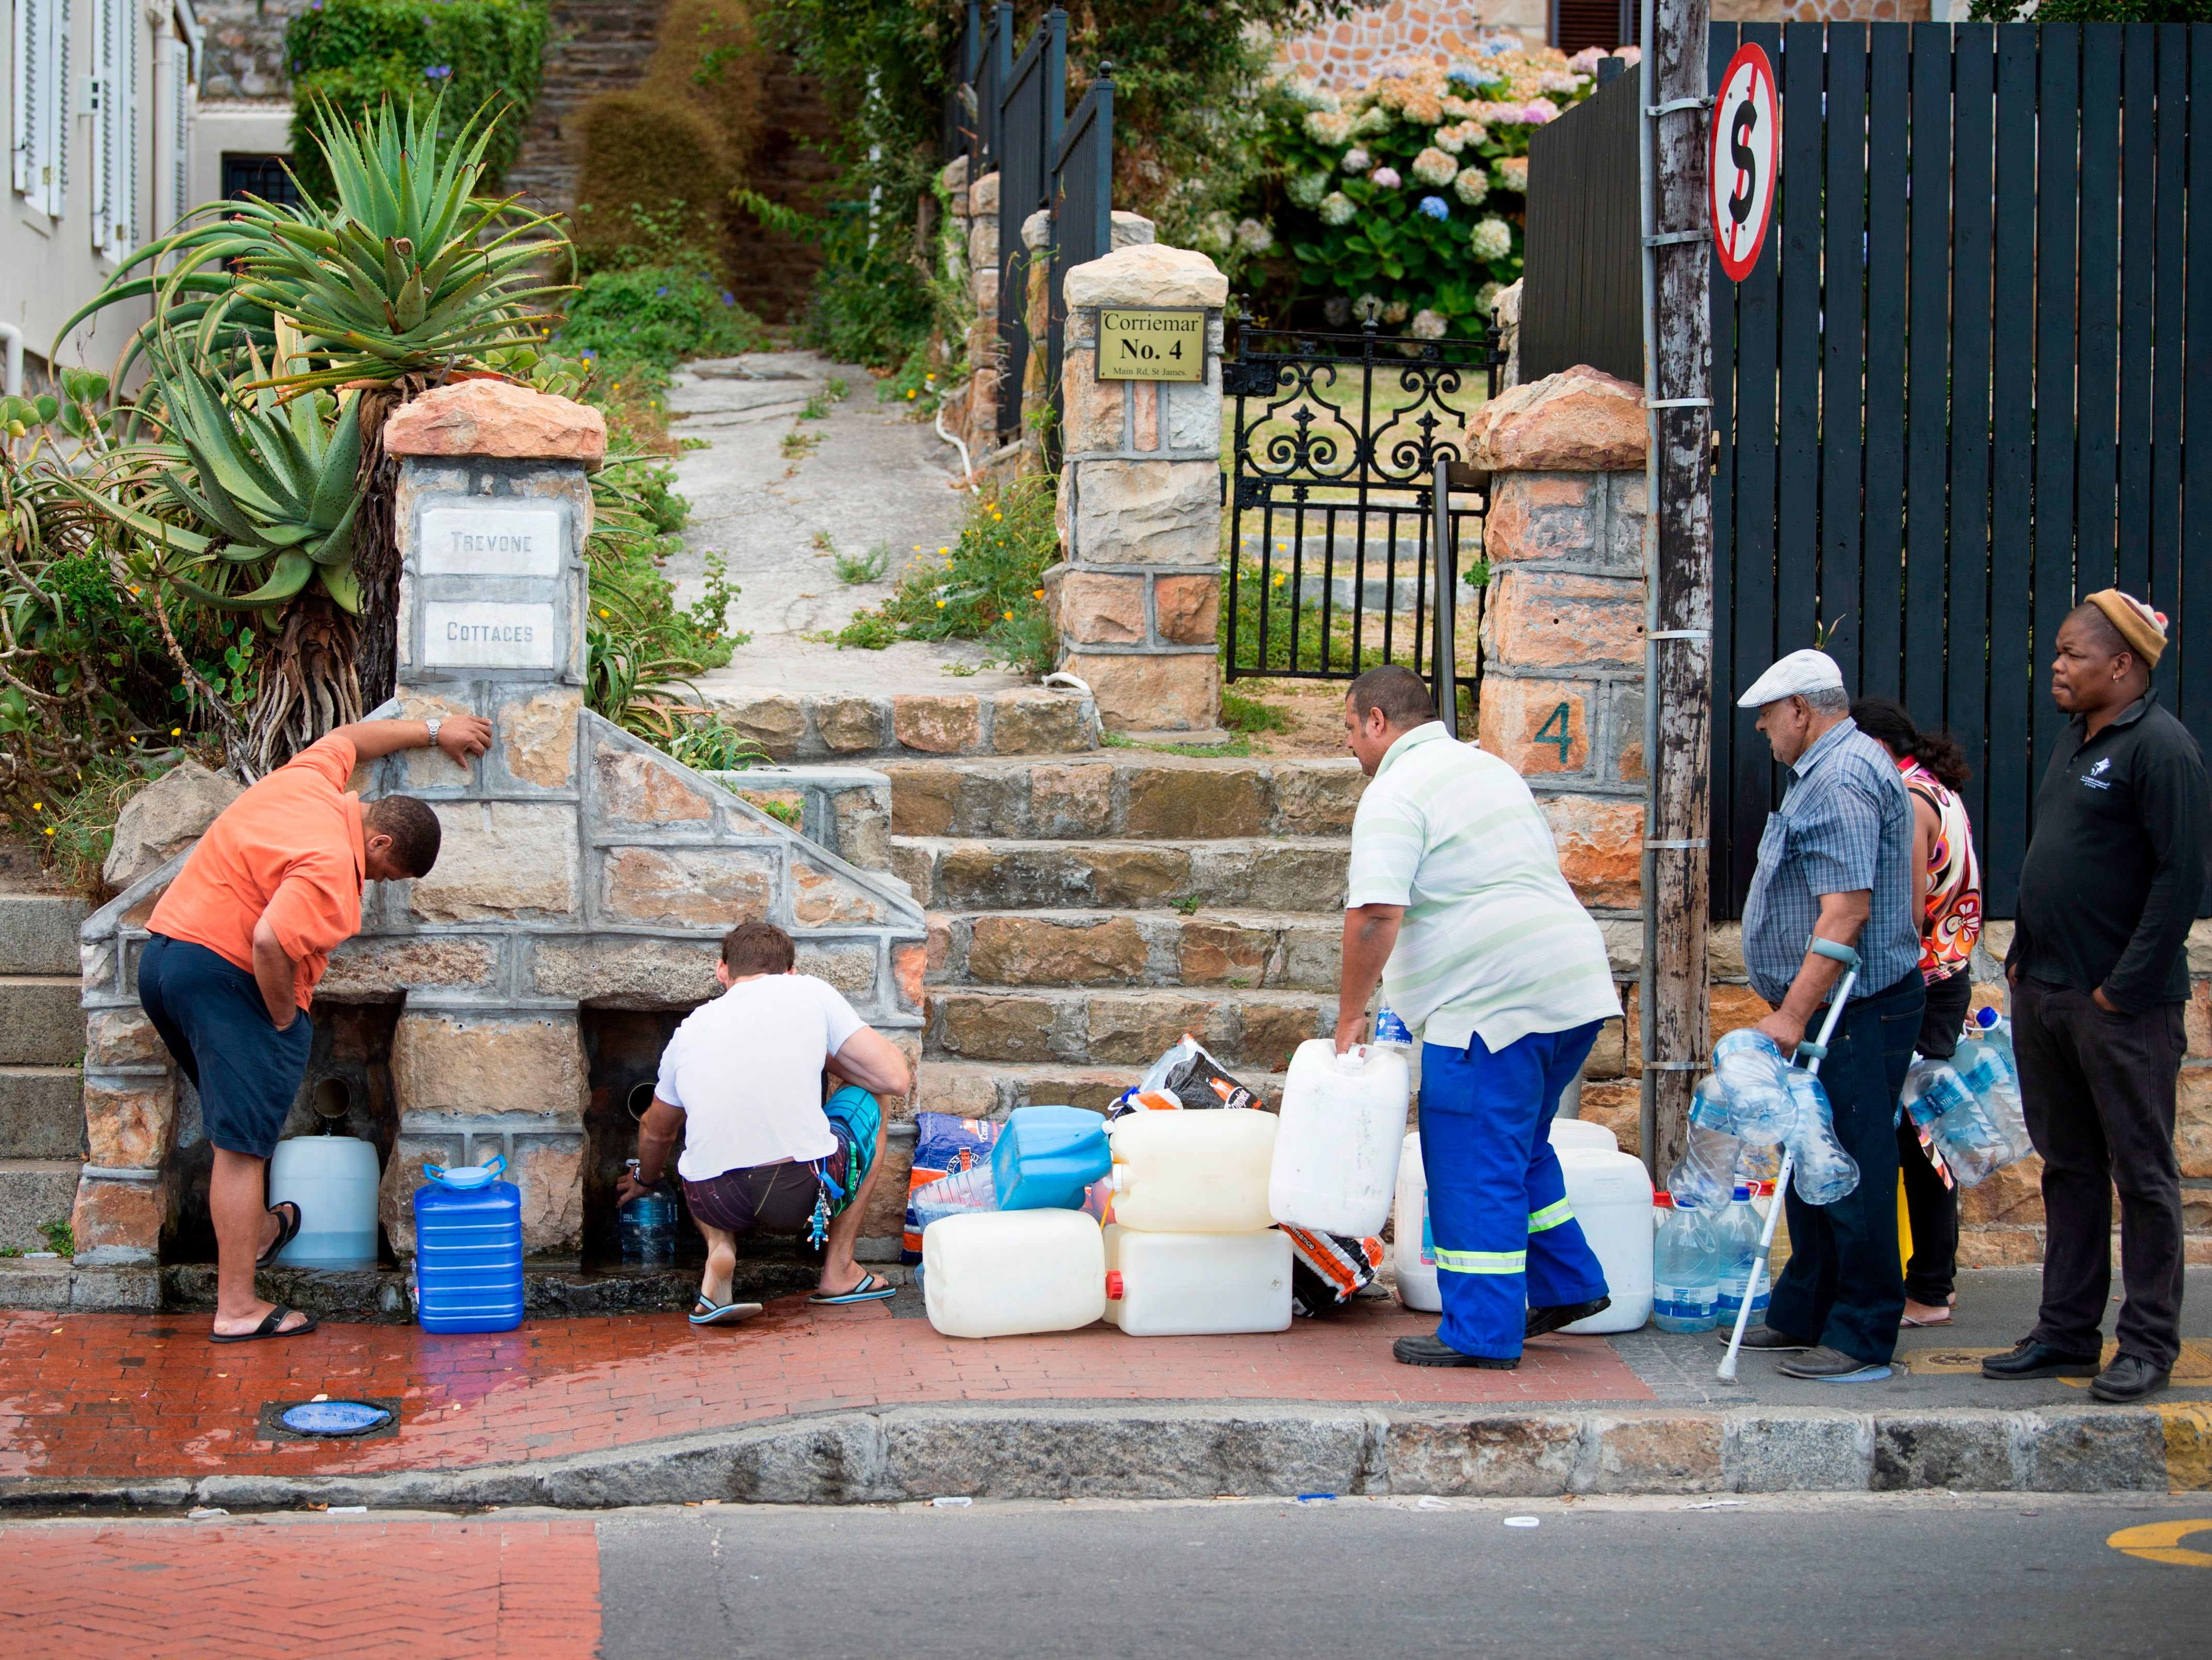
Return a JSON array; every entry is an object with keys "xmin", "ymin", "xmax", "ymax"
[{"xmin": 425, "ymin": 717, "xmax": 442, "ymax": 749}]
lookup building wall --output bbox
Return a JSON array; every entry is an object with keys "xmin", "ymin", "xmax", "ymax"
[{"xmin": 1275, "ymin": 1, "xmax": 1548, "ymax": 83}]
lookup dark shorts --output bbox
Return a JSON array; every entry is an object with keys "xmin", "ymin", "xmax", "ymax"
[
  {"xmin": 682, "ymin": 1086, "xmax": 880, "ymax": 1237},
  {"xmin": 138, "ymin": 933, "xmax": 313, "ymax": 1160}
]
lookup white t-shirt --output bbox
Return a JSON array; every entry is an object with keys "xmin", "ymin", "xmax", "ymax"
[{"xmin": 655, "ymin": 973, "xmax": 867, "ymax": 1180}]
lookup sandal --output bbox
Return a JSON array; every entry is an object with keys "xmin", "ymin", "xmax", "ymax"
[
  {"xmin": 688, "ymin": 1297, "xmax": 763, "ymax": 1328},
  {"xmin": 809, "ymin": 1273, "xmax": 895, "ymax": 1306},
  {"xmin": 257, "ymin": 1201, "xmax": 303, "ymax": 1269},
  {"xmin": 211, "ymin": 1305, "xmax": 318, "ymax": 1344}
]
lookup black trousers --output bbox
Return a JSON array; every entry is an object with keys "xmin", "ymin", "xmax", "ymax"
[
  {"xmin": 2013, "ymin": 976, "xmax": 2188, "ymax": 1369},
  {"xmin": 1896, "ymin": 968, "xmax": 1976, "ymax": 1306},
  {"xmin": 1767, "ymin": 970, "xmax": 1926, "ymax": 1366}
]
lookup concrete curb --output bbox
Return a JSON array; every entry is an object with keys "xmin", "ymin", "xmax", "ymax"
[{"xmin": 2, "ymin": 1402, "xmax": 2195, "ymax": 1513}]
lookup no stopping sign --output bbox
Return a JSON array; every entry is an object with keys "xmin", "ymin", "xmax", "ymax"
[{"xmin": 1708, "ymin": 43, "xmax": 1778, "ymax": 283}]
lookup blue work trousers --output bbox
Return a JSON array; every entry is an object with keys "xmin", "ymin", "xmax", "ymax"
[{"xmin": 1419, "ymin": 1021, "xmax": 1609, "ymax": 1360}]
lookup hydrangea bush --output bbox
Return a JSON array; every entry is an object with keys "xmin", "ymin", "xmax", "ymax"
[{"xmin": 1235, "ymin": 45, "xmax": 1608, "ymax": 336}]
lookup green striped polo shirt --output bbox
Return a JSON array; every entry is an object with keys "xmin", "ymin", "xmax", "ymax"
[{"xmin": 1347, "ymin": 722, "xmax": 1621, "ymax": 1051}]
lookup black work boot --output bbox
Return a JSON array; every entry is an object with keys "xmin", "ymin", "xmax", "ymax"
[
  {"xmin": 1980, "ymin": 1337, "xmax": 2102, "ymax": 1381},
  {"xmin": 2088, "ymin": 1353, "xmax": 2171, "ymax": 1403},
  {"xmin": 1526, "ymin": 1297, "xmax": 1611, "ymax": 1339},
  {"xmin": 1393, "ymin": 1334, "xmax": 1518, "ymax": 1369}
]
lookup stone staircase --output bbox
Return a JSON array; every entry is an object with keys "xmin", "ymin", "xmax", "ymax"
[
  {"xmin": 889, "ymin": 752, "xmax": 1368, "ymax": 1130},
  {"xmin": 504, "ymin": 0, "xmax": 667, "ymax": 215},
  {"xmin": 0, "ymin": 884, "xmax": 89, "ymax": 1254}
]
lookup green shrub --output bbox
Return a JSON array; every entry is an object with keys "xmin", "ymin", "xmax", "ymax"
[
  {"xmin": 837, "ymin": 478, "xmax": 1058, "ymax": 673},
  {"xmin": 558, "ymin": 257, "xmax": 769, "ymax": 376},
  {"xmin": 283, "ymin": 0, "xmax": 548, "ymax": 200},
  {"xmin": 801, "ymin": 201, "xmax": 936, "ymax": 368}
]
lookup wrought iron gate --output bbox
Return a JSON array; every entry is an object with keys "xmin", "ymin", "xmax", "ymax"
[{"xmin": 1223, "ymin": 322, "xmax": 1501, "ymax": 725}]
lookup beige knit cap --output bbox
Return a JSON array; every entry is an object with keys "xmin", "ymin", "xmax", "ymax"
[{"xmin": 2085, "ymin": 589, "xmax": 2168, "ymax": 668}]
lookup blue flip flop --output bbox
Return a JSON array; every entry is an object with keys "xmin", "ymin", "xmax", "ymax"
[
  {"xmin": 689, "ymin": 1297, "xmax": 763, "ymax": 1327},
  {"xmin": 809, "ymin": 1273, "xmax": 896, "ymax": 1306}
]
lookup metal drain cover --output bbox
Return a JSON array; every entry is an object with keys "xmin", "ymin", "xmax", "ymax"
[{"xmin": 257, "ymin": 1396, "xmax": 403, "ymax": 1442}]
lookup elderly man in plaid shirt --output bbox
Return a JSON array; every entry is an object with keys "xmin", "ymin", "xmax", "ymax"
[{"xmin": 1730, "ymin": 650, "xmax": 1927, "ymax": 1382}]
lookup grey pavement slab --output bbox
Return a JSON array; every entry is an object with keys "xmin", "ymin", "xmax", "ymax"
[{"xmin": 660, "ymin": 351, "xmax": 999, "ymax": 696}]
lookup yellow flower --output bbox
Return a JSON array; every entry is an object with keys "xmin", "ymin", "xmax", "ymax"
[
  {"xmin": 30, "ymin": 801, "xmax": 40, "ymax": 811},
  {"xmin": 936, "ymin": 598, "xmax": 948, "ymax": 609},
  {"xmin": 1032, "ymin": 589, "xmax": 1044, "ymax": 600},
  {"xmin": 907, "ymin": 389, "xmax": 917, "ymax": 399},
  {"xmin": 1273, "ymin": 572, "xmax": 1286, "ymax": 586},
  {"xmin": 42, "ymin": 826, "xmax": 52, "ymax": 836},
  {"xmin": 991, "ymin": 511, "xmax": 1002, "ymax": 521},
  {"xmin": 599, "ymin": 608, "xmax": 611, "ymax": 618},
  {"xmin": 1003, "ymin": 611, "xmax": 1013, "ymax": 621},
  {"xmin": 938, "ymin": 546, "xmax": 950, "ymax": 555},
  {"xmin": 170, "ymin": 727, "xmax": 180, "ymax": 737}
]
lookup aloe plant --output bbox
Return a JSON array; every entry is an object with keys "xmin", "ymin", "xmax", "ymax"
[{"xmin": 58, "ymin": 96, "xmax": 570, "ymax": 395}]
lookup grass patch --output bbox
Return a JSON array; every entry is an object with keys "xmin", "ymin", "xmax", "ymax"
[
  {"xmin": 800, "ymin": 392, "xmax": 832, "ymax": 421},
  {"xmin": 781, "ymin": 430, "xmax": 821, "ymax": 460},
  {"xmin": 1221, "ymin": 691, "xmax": 1292, "ymax": 735},
  {"xmin": 835, "ymin": 543, "xmax": 891, "ymax": 585},
  {"xmin": 1101, "ymin": 730, "xmax": 1254, "ymax": 759},
  {"xmin": 39, "ymin": 749, "xmax": 197, "ymax": 893},
  {"xmin": 823, "ymin": 377, "xmax": 851, "ymax": 402},
  {"xmin": 831, "ymin": 611, "xmax": 900, "ymax": 650}
]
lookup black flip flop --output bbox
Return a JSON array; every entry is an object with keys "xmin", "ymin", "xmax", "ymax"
[
  {"xmin": 211, "ymin": 1305, "xmax": 319, "ymax": 1344},
  {"xmin": 257, "ymin": 1201, "xmax": 303, "ymax": 1269}
]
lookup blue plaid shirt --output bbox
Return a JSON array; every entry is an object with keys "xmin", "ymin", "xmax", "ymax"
[{"xmin": 1741, "ymin": 716, "xmax": 1922, "ymax": 1005}]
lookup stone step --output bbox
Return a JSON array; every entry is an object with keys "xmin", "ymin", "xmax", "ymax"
[
  {"xmin": 0, "ymin": 1158, "xmax": 81, "ymax": 1252},
  {"xmin": 0, "ymin": 1066, "xmax": 85, "ymax": 1160},
  {"xmin": 892, "ymin": 836, "xmax": 1351, "ymax": 914},
  {"xmin": 928, "ymin": 907, "xmax": 1342, "ymax": 993},
  {"xmin": 917, "ymin": 1059, "xmax": 1292, "ymax": 1119},
  {"xmin": 0, "ymin": 892, "xmax": 90, "ymax": 976},
  {"xmin": 0, "ymin": 977, "xmax": 85, "ymax": 1066},
  {"xmin": 700, "ymin": 687, "xmax": 1099, "ymax": 763},
  {"xmin": 925, "ymin": 985, "xmax": 1335, "ymax": 1073},
  {"xmin": 887, "ymin": 754, "xmax": 1365, "ymax": 842}
]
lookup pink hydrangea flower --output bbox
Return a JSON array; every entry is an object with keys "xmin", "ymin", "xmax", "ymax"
[{"xmin": 1370, "ymin": 166, "xmax": 1403, "ymax": 189}]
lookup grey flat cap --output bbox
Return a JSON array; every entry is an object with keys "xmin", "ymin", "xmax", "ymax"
[{"xmin": 1738, "ymin": 648, "xmax": 1846, "ymax": 709}]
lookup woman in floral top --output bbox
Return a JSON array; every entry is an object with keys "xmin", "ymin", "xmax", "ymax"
[{"xmin": 1852, "ymin": 697, "xmax": 1983, "ymax": 1328}]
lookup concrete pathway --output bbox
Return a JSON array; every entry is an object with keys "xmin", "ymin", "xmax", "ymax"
[{"xmin": 662, "ymin": 351, "xmax": 1027, "ymax": 697}]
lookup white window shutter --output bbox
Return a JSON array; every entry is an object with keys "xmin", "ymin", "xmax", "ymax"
[
  {"xmin": 13, "ymin": 0, "xmax": 70, "ymax": 216},
  {"xmin": 166, "ymin": 30, "xmax": 190, "ymax": 227},
  {"xmin": 10, "ymin": 0, "xmax": 33, "ymax": 196},
  {"xmin": 46, "ymin": 0, "xmax": 68, "ymax": 219},
  {"xmin": 88, "ymin": 0, "xmax": 132, "ymax": 251}
]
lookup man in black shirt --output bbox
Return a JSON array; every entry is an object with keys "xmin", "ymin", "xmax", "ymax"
[{"xmin": 1985, "ymin": 590, "xmax": 2209, "ymax": 1403}]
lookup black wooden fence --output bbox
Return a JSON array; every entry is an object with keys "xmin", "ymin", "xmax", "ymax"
[
  {"xmin": 1521, "ymin": 63, "xmax": 1642, "ymax": 386},
  {"xmin": 997, "ymin": 14, "xmax": 1065, "ymax": 439},
  {"xmin": 1712, "ymin": 21, "xmax": 2212, "ymax": 921}
]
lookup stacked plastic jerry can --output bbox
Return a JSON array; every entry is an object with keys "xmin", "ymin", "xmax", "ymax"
[
  {"xmin": 1104, "ymin": 1105, "xmax": 1291, "ymax": 1336},
  {"xmin": 922, "ymin": 1106, "xmax": 1112, "ymax": 1338},
  {"xmin": 412, "ymin": 1156, "xmax": 525, "ymax": 1334}
]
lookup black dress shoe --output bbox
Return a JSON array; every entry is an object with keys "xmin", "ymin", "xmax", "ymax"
[
  {"xmin": 1777, "ymin": 1345, "xmax": 1892, "ymax": 1381},
  {"xmin": 1980, "ymin": 1337, "xmax": 2102, "ymax": 1380},
  {"xmin": 1393, "ymin": 1334, "xmax": 1519, "ymax": 1369},
  {"xmin": 2088, "ymin": 1353, "xmax": 2172, "ymax": 1403},
  {"xmin": 1716, "ymin": 1323, "xmax": 1814, "ymax": 1352},
  {"xmin": 1526, "ymin": 1297, "xmax": 1610, "ymax": 1339}
]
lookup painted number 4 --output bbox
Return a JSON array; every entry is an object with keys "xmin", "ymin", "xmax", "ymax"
[{"xmin": 1536, "ymin": 701, "xmax": 1572, "ymax": 762}]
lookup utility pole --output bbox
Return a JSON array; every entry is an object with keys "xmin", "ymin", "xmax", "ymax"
[{"xmin": 1635, "ymin": 0, "xmax": 1713, "ymax": 1183}]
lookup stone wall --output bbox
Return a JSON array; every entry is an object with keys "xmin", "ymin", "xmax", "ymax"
[
  {"xmin": 194, "ymin": 0, "xmax": 304, "ymax": 101},
  {"xmin": 1050, "ymin": 243, "xmax": 1228, "ymax": 735},
  {"xmin": 1275, "ymin": 1, "xmax": 1543, "ymax": 78}
]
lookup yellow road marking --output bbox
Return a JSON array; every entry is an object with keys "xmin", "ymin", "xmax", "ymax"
[{"xmin": 2107, "ymin": 1518, "xmax": 2212, "ymax": 1567}]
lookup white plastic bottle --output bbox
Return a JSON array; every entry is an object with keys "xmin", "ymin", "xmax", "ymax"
[
  {"xmin": 1109, "ymin": 1107, "xmax": 1278, "ymax": 1233},
  {"xmin": 1269, "ymin": 1038, "xmax": 1410, "ymax": 1235},
  {"xmin": 1392, "ymin": 1129, "xmax": 1440, "ymax": 1313},
  {"xmin": 1650, "ymin": 1193, "xmax": 1720, "ymax": 1333},
  {"xmin": 1712, "ymin": 1184, "xmax": 1769, "ymax": 1331},
  {"xmin": 922, "ymin": 1209, "xmax": 1106, "ymax": 1337},
  {"xmin": 1102, "ymin": 1225, "xmax": 1292, "ymax": 1335}
]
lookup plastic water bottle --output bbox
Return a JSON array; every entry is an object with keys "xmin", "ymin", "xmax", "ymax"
[
  {"xmin": 1372, "ymin": 1005, "xmax": 1415, "ymax": 1054},
  {"xmin": 1712, "ymin": 1185, "xmax": 1770, "ymax": 1331},
  {"xmin": 618, "ymin": 1184, "xmax": 678, "ymax": 1264},
  {"xmin": 910, "ymin": 1160, "xmax": 1000, "ymax": 1231},
  {"xmin": 1651, "ymin": 1194, "xmax": 1720, "ymax": 1333},
  {"xmin": 1901, "ymin": 1045, "xmax": 2030, "ymax": 1187},
  {"xmin": 1955, "ymin": 1039, "xmax": 2032, "ymax": 1165},
  {"xmin": 1974, "ymin": 1004, "xmax": 2015, "ymax": 1080},
  {"xmin": 1711, "ymin": 1029, "xmax": 1797, "ymax": 1142},
  {"xmin": 1783, "ymin": 1067, "xmax": 1862, "ymax": 1205},
  {"xmin": 1734, "ymin": 1137, "xmax": 1782, "ymax": 1188},
  {"xmin": 1667, "ymin": 1076, "xmax": 1744, "ymax": 1211}
]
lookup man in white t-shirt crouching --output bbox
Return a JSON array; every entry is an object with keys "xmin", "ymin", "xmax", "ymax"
[{"xmin": 615, "ymin": 920, "xmax": 913, "ymax": 1326}]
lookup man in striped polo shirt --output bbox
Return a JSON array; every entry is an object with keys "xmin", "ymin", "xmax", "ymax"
[{"xmin": 1339, "ymin": 666, "xmax": 1622, "ymax": 1367}]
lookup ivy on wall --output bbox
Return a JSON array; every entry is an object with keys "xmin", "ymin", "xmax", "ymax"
[{"xmin": 283, "ymin": 0, "xmax": 549, "ymax": 199}]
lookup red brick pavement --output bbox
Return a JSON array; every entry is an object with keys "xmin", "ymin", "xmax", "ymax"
[
  {"xmin": 0, "ymin": 1296, "xmax": 1648, "ymax": 1482},
  {"xmin": 0, "ymin": 1518, "xmax": 600, "ymax": 1658}
]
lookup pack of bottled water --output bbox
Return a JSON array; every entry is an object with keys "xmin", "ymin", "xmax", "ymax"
[{"xmin": 1898, "ymin": 1035, "xmax": 2034, "ymax": 1187}]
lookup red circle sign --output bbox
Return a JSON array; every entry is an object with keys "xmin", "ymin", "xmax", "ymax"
[{"xmin": 1708, "ymin": 43, "xmax": 1780, "ymax": 284}]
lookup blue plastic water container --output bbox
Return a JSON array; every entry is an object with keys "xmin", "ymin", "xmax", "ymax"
[
  {"xmin": 412, "ymin": 1156, "xmax": 524, "ymax": 1333},
  {"xmin": 989, "ymin": 1105, "xmax": 1110, "ymax": 1210}
]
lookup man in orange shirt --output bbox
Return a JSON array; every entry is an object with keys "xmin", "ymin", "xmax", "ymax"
[{"xmin": 140, "ymin": 714, "xmax": 491, "ymax": 1342}]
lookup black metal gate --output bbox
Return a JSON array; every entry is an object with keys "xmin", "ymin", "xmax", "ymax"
[{"xmin": 1223, "ymin": 323, "xmax": 1500, "ymax": 724}]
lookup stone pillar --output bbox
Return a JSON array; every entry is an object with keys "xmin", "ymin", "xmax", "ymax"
[
  {"xmin": 1472, "ymin": 365, "xmax": 1650, "ymax": 918},
  {"xmin": 964, "ymin": 170, "xmax": 1001, "ymax": 455},
  {"xmin": 1054, "ymin": 243, "xmax": 1226, "ymax": 733},
  {"xmin": 377, "ymin": 378, "xmax": 606, "ymax": 1260}
]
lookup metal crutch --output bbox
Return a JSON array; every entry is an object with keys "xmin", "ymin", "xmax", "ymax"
[{"xmin": 1717, "ymin": 938, "xmax": 1861, "ymax": 1383}]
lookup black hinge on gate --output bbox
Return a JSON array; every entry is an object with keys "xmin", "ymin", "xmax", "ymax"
[
  {"xmin": 1234, "ymin": 473, "xmax": 1271, "ymax": 510},
  {"xmin": 1221, "ymin": 358, "xmax": 1281, "ymax": 397}
]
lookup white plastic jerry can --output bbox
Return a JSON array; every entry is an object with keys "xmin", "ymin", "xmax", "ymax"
[
  {"xmin": 1106, "ymin": 1107, "xmax": 1277, "ymax": 1233},
  {"xmin": 922, "ymin": 1209, "xmax": 1107, "ymax": 1338},
  {"xmin": 1549, "ymin": 1118, "xmax": 1620, "ymax": 1156},
  {"xmin": 269, "ymin": 1132, "xmax": 381, "ymax": 1270},
  {"xmin": 1392, "ymin": 1130, "xmax": 1441, "ymax": 1314},
  {"xmin": 1269, "ymin": 1039, "xmax": 1410, "ymax": 1236},
  {"xmin": 1553, "ymin": 1144, "xmax": 1655, "ymax": 1334},
  {"xmin": 1102, "ymin": 1225, "xmax": 1293, "ymax": 1336}
]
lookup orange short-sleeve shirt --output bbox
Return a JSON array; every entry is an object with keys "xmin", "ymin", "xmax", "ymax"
[{"xmin": 147, "ymin": 734, "xmax": 365, "ymax": 1009}]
